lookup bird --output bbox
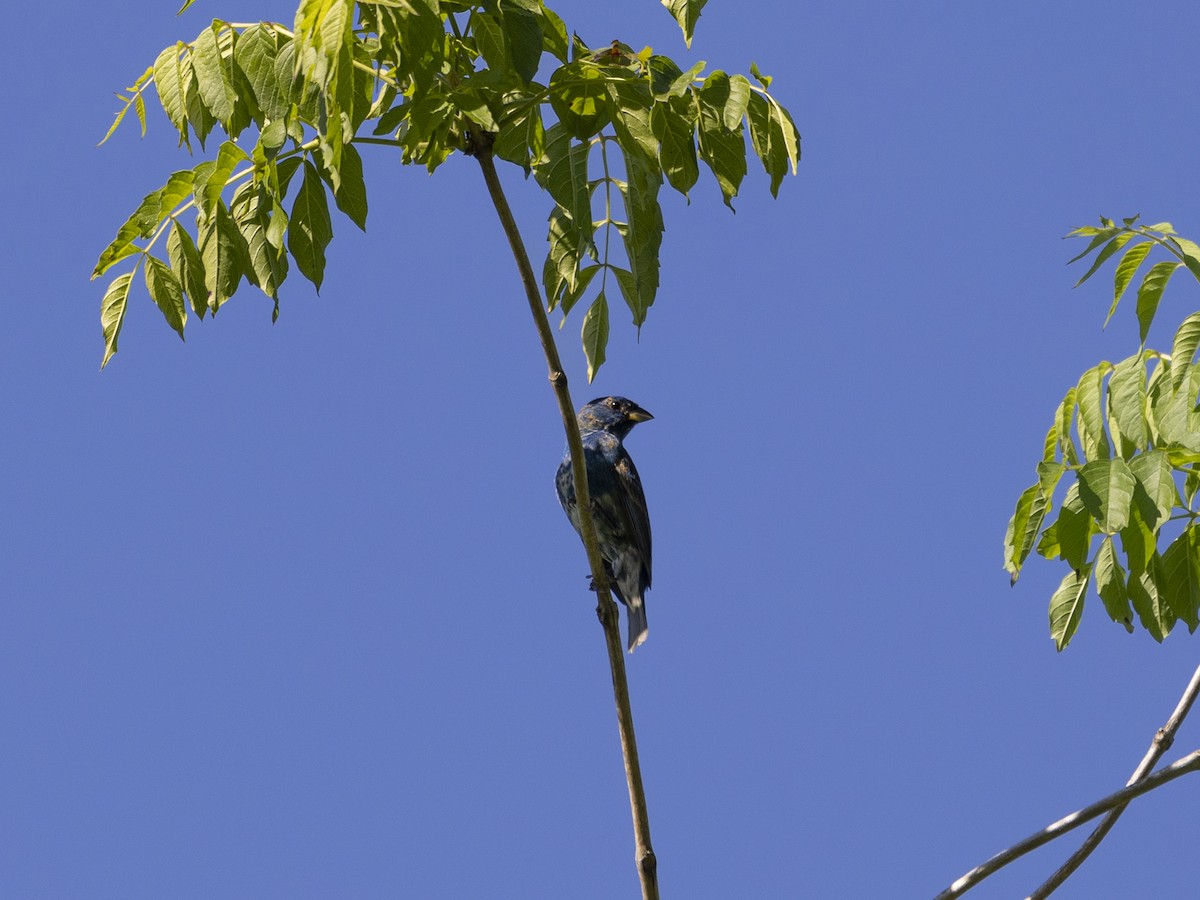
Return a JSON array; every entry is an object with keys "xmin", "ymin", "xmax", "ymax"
[{"xmin": 555, "ymin": 396, "xmax": 654, "ymax": 653}]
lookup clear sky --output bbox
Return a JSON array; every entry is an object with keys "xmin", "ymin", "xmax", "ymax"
[{"xmin": 5, "ymin": 2, "xmax": 1200, "ymax": 898}]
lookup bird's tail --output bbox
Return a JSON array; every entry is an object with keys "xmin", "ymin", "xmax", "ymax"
[{"xmin": 626, "ymin": 601, "xmax": 649, "ymax": 653}]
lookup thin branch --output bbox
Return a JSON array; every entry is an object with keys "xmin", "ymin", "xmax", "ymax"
[
  {"xmin": 1026, "ymin": 661, "xmax": 1200, "ymax": 898},
  {"xmin": 469, "ymin": 134, "xmax": 659, "ymax": 900},
  {"xmin": 936, "ymin": 749, "xmax": 1200, "ymax": 899}
]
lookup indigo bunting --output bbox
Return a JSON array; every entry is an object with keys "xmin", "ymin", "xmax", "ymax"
[{"xmin": 556, "ymin": 397, "xmax": 654, "ymax": 652}]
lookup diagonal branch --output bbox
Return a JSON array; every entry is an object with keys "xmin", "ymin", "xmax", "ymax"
[
  {"xmin": 468, "ymin": 133, "xmax": 659, "ymax": 900},
  {"xmin": 935, "ymin": 748, "xmax": 1200, "ymax": 899},
  {"xmin": 1026, "ymin": 660, "xmax": 1200, "ymax": 898}
]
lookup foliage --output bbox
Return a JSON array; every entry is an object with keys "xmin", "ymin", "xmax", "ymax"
[
  {"xmin": 92, "ymin": 0, "xmax": 800, "ymax": 376},
  {"xmin": 1005, "ymin": 217, "xmax": 1200, "ymax": 650}
]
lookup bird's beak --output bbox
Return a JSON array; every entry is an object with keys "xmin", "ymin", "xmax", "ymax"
[{"xmin": 627, "ymin": 406, "xmax": 654, "ymax": 423}]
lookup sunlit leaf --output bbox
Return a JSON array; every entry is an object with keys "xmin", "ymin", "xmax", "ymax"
[
  {"xmin": 144, "ymin": 255, "xmax": 188, "ymax": 339},
  {"xmin": 1054, "ymin": 481, "xmax": 1095, "ymax": 570},
  {"xmin": 1074, "ymin": 362, "xmax": 1112, "ymax": 460},
  {"xmin": 549, "ymin": 61, "xmax": 612, "ymax": 140},
  {"xmin": 289, "ymin": 160, "xmax": 333, "ymax": 291},
  {"xmin": 1049, "ymin": 566, "xmax": 1089, "ymax": 651},
  {"xmin": 660, "ymin": 0, "xmax": 708, "ymax": 47},
  {"xmin": 1004, "ymin": 481, "xmax": 1049, "ymax": 583},
  {"xmin": 1106, "ymin": 240, "xmax": 1152, "ymax": 327},
  {"xmin": 1107, "ymin": 352, "xmax": 1148, "ymax": 451},
  {"xmin": 1169, "ymin": 311, "xmax": 1200, "ymax": 391},
  {"xmin": 1136, "ymin": 260, "xmax": 1182, "ymax": 344},
  {"xmin": 1160, "ymin": 525, "xmax": 1200, "ymax": 631},
  {"xmin": 167, "ymin": 220, "xmax": 208, "ymax": 318},
  {"xmin": 1077, "ymin": 457, "xmax": 1134, "ymax": 534},
  {"xmin": 651, "ymin": 97, "xmax": 698, "ymax": 196},
  {"xmin": 198, "ymin": 201, "xmax": 248, "ymax": 312},
  {"xmin": 100, "ymin": 270, "xmax": 136, "ymax": 369},
  {"xmin": 1094, "ymin": 536, "xmax": 1133, "ymax": 632},
  {"xmin": 582, "ymin": 291, "xmax": 610, "ymax": 381}
]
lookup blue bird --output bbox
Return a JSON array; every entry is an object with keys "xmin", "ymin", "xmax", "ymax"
[{"xmin": 556, "ymin": 396, "xmax": 654, "ymax": 652}]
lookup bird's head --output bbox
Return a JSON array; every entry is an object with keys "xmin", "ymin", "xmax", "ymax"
[{"xmin": 577, "ymin": 396, "xmax": 654, "ymax": 439}]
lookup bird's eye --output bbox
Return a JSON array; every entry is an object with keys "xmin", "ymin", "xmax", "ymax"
[{"xmin": 607, "ymin": 399, "xmax": 618, "ymax": 409}]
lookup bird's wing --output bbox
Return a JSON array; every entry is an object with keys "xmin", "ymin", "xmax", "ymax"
[{"xmin": 614, "ymin": 450, "xmax": 652, "ymax": 585}]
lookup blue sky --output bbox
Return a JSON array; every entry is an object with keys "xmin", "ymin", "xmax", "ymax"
[{"xmin": 5, "ymin": 2, "xmax": 1200, "ymax": 897}]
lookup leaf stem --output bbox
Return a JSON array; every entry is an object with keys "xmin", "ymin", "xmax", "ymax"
[{"xmin": 470, "ymin": 133, "xmax": 659, "ymax": 900}]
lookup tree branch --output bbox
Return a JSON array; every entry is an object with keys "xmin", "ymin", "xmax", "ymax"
[
  {"xmin": 1026, "ymin": 661, "xmax": 1200, "ymax": 898},
  {"xmin": 935, "ymin": 748, "xmax": 1200, "ymax": 899},
  {"xmin": 469, "ymin": 135, "xmax": 659, "ymax": 900}
]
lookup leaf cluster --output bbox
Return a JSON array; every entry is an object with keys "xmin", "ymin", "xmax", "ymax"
[
  {"xmin": 93, "ymin": 0, "xmax": 799, "ymax": 376},
  {"xmin": 1005, "ymin": 217, "xmax": 1200, "ymax": 649}
]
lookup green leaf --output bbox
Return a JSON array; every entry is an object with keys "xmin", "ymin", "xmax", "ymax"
[
  {"xmin": 320, "ymin": 141, "xmax": 368, "ymax": 230},
  {"xmin": 230, "ymin": 182, "xmax": 288, "ymax": 300},
  {"xmin": 1036, "ymin": 520, "xmax": 1060, "ymax": 560},
  {"xmin": 549, "ymin": 61, "xmax": 612, "ymax": 140},
  {"xmin": 647, "ymin": 55, "xmax": 684, "ymax": 100},
  {"xmin": 1055, "ymin": 481, "xmax": 1095, "ymax": 570},
  {"xmin": 533, "ymin": 123, "xmax": 594, "ymax": 235},
  {"xmin": 1120, "ymin": 499, "xmax": 1158, "ymax": 577},
  {"xmin": 184, "ymin": 64, "xmax": 218, "ymax": 148},
  {"xmin": 450, "ymin": 86, "xmax": 499, "ymax": 132},
  {"xmin": 581, "ymin": 291, "xmax": 609, "ymax": 382},
  {"xmin": 500, "ymin": 1, "xmax": 543, "ymax": 83},
  {"xmin": 1169, "ymin": 311, "xmax": 1200, "ymax": 391},
  {"xmin": 1053, "ymin": 386, "xmax": 1079, "ymax": 465},
  {"xmin": 557, "ymin": 263, "xmax": 600, "ymax": 318},
  {"xmin": 1074, "ymin": 362, "xmax": 1112, "ymax": 460},
  {"xmin": 100, "ymin": 269, "xmax": 136, "ymax": 369},
  {"xmin": 1094, "ymin": 536, "xmax": 1134, "ymax": 632},
  {"xmin": 198, "ymin": 141, "xmax": 250, "ymax": 217},
  {"xmin": 1107, "ymin": 240, "xmax": 1153, "ymax": 326},
  {"xmin": 1186, "ymin": 466, "xmax": 1200, "ymax": 508},
  {"xmin": 153, "ymin": 43, "xmax": 191, "ymax": 148},
  {"xmin": 167, "ymin": 220, "xmax": 209, "ymax": 318},
  {"xmin": 198, "ymin": 202, "xmax": 248, "ymax": 313},
  {"xmin": 615, "ymin": 145, "xmax": 664, "ymax": 326},
  {"xmin": 233, "ymin": 24, "xmax": 287, "ymax": 122},
  {"xmin": 1130, "ymin": 449, "xmax": 1179, "ymax": 530},
  {"xmin": 192, "ymin": 22, "xmax": 238, "ymax": 129},
  {"xmin": 533, "ymin": 4, "xmax": 569, "ymax": 63},
  {"xmin": 1136, "ymin": 260, "xmax": 1183, "ymax": 344},
  {"xmin": 1149, "ymin": 363, "xmax": 1200, "ymax": 452},
  {"xmin": 1128, "ymin": 561, "xmax": 1174, "ymax": 641},
  {"xmin": 746, "ymin": 92, "xmax": 785, "ymax": 198},
  {"xmin": 651, "ymin": 98, "xmax": 699, "ymax": 197},
  {"xmin": 289, "ymin": 160, "xmax": 333, "ymax": 291},
  {"xmin": 494, "ymin": 98, "xmax": 547, "ymax": 172},
  {"xmin": 543, "ymin": 207, "xmax": 595, "ymax": 312},
  {"xmin": 724, "ymin": 74, "xmax": 751, "ymax": 131},
  {"xmin": 1071, "ymin": 230, "xmax": 1134, "ymax": 289},
  {"xmin": 473, "ymin": 12, "xmax": 509, "ymax": 74},
  {"xmin": 1077, "ymin": 457, "xmax": 1134, "ymax": 534},
  {"xmin": 660, "ymin": 0, "xmax": 708, "ymax": 47},
  {"xmin": 1160, "ymin": 525, "xmax": 1200, "ymax": 631},
  {"xmin": 143, "ymin": 255, "xmax": 187, "ymax": 340},
  {"xmin": 1066, "ymin": 224, "xmax": 1119, "ymax": 264},
  {"xmin": 1107, "ymin": 352, "xmax": 1148, "ymax": 451},
  {"xmin": 1049, "ymin": 566, "xmax": 1089, "ymax": 651},
  {"xmin": 606, "ymin": 77, "xmax": 658, "ymax": 166},
  {"xmin": 1169, "ymin": 236, "xmax": 1200, "ymax": 283},
  {"xmin": 696, "ymin": 71, "xmax": 747, "ymax": 209},
  {"xmin": 1004, "ymin": 481, "xmax": 1050, "ymax": 583}
]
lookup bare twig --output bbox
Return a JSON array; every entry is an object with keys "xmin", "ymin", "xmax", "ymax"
[
  {"xmin": 935, "ymin": 749, "xmax": 1200, "ymax": 899},
  {"xmin": 470, "ymin": 135, "xmax": 659, "ymax": 900},
  {"xmin": 1026, "ymin": 661, "xmax": 1200, "ymax": 898}
]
